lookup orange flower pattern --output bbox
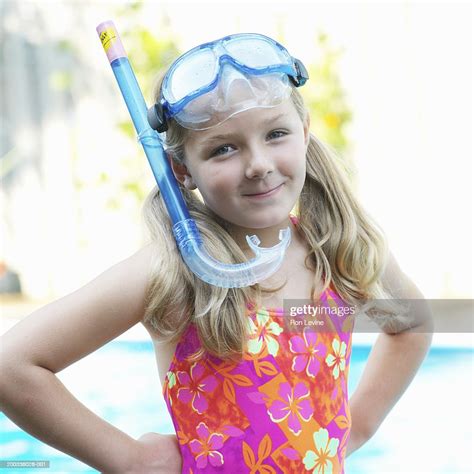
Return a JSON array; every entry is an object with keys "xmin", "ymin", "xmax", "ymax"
[{"xmin": 162, "ymin": 286, "xmax": 354, "ymax": 473}]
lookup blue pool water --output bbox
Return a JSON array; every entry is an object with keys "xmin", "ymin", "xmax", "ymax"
[{"xmin": 1, "ymin": 341, "xmax": 472, "ymax": 473}]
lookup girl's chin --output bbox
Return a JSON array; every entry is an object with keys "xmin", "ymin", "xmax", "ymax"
[
  {"xmin": 233, "ymin": 214, "xmax": 293, "ymax": 230},
  {"xmin": 209, "ymin": 202, "xmax": 295, "ymax": 229}
]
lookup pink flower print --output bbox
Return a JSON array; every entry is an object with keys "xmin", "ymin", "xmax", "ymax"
[
  {"xmin": 247, "ymin": 309, "xmax": 283, "ymax": 356},
  {"xmin": 268, "ymin": 381, "xmax": 313, "ymax": 436},
  {"xmin": 189, "ymin": 422, "xmax": 225, "ymax": 469},
  {"xmin": 289, "ymin": 329, "xmax": 327, "ymax": 378},
  {"xmin": 177, "ymin": 362, "xmax": 218, "ymax": 414},
  {"xmin": 325, "ymin": 338, "xmax": 347, "ymax": 380}
]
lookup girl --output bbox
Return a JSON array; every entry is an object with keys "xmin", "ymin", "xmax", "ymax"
[{"xmin": 0, "ymin": 33, "xmax": 433, "ymax": 474}]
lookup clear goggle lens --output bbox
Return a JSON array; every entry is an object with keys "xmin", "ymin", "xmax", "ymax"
[
  {"xmin": 164, "ymin": 35, "xmax": 295, "ymax": 106},
  {"xmin": 225, "ymin": 36, "xmax": 289, "ymax": 68},
  {"xmin": 167, "ymin": 49, "xmax": 217, "ymax": 104}
]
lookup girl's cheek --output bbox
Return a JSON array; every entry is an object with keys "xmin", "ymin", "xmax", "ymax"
[{"xmin": 212, "ymin": 164, "xmax": 241, "ymax": 185}]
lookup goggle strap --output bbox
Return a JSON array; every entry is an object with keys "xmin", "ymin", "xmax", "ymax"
[
  {"xmin": 290, "ymin": 58, "xmax": 309, "ymax": 87},
  {"xmin": 147, "ymin": 102, "xmax": 168, "ymax": 132}
]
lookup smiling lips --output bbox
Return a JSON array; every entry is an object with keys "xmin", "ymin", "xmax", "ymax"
[{"xmin": 243, "ymin": 183, "xmax": 284, "ymax": 197}]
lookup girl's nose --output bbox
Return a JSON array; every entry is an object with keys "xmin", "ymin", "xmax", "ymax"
[{"xmin": 244, "ymin": 146, "xmax": 275, "ymax": 180}]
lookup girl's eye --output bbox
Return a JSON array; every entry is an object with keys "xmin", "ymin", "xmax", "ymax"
[
  {"xmin": 267, "ymin": 130, "xmax": 287, "ymax": 140},
  {"xmin": 210, "ymin": 144, "xmax": 235, "ymax": 157}
]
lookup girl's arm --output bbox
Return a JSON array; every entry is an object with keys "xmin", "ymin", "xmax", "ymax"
[
  {"xmin": 0, "ymin": 244, "xmax": 169, "ymax": 473},
  {"xmin": 345, "ymin": 252, "xmax": 434, "ymax": 456}
]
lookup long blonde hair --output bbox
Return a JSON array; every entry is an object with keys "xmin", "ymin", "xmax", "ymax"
[{"xmin": 142, "ymin": 75, "xmax": 402, "ymax": 360}]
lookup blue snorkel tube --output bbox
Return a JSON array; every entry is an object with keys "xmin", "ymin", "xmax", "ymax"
[{"xmin": 96, "ymin": 21, "xmax": 291, "ymax": 288}]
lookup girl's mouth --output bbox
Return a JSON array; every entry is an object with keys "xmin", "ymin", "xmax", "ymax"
[{"xmin": 243, "ymin": 183, "xmax": 284, "ymax": 199}]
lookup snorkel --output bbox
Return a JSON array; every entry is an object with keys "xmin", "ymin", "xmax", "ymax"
[{"xmin": 96, "ymin": 21, "xmax": 303, "ymax": 288}]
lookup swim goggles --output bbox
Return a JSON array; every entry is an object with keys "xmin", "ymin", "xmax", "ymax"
[{"xmin": 147, "ymin": 33, "xmax": 308, "ymax": 132}]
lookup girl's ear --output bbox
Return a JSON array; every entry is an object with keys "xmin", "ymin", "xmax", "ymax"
[{"xmin": 167, "ymin": 152, "xmax": 197, "ymax": 190}]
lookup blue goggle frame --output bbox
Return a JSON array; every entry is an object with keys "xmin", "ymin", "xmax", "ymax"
[{"xmin": 148, "ymin": 33, "xmax": 308, "ymax": 133}]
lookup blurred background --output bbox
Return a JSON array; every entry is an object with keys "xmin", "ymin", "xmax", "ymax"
[{"xmin": 1, "ymin": 0, "xmax": 473, "ymax": 472}]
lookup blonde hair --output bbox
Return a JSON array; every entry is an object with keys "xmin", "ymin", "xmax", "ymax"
[{"xmin": 142, "ymin": 72, "xmax": 404, "ymax": 360}]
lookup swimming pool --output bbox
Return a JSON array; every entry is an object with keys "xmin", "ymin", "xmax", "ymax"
[{"xmin": 1, "ymin": 339, "xmax": 472, "ymax": 473}]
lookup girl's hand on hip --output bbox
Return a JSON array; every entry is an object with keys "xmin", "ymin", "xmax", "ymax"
[{"xmin": 123, "ymin": 432, "xmax": 182, "ymax": 474}]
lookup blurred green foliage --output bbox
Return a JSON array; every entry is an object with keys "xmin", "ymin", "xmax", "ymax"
[
  {"xmin": 108, "ymin": 9, "xmax": 181, "ymax": 207},
  {"xmin": 73, "ymin": 8, "xmax": 180, "ymax": 210},
  {"xmin": 301, "ymin": 33, "xmax": 353, "ymax": 153}
]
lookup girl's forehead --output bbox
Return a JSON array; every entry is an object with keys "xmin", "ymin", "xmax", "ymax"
[{"xmin": 186, "ymin": 99, "xmax": 297, "ymax": 144}]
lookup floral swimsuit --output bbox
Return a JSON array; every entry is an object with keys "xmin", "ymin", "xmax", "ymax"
[{"xmin": 162, "ymin": 285, "xmax": 354, "ymax": 474}]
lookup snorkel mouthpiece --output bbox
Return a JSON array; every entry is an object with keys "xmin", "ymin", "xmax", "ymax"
[
  {"xmin": 173, "ymin": 219, "xmax": 291, "ymax": 288},
  {"xmin": 97, "ymin": 21, "xmax": 292, "ymax": 288}
]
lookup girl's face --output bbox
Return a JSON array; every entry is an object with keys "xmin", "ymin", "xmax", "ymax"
[{"xmin": 172, "ymin": 98, "xmax": 310, "ymax": 236}]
